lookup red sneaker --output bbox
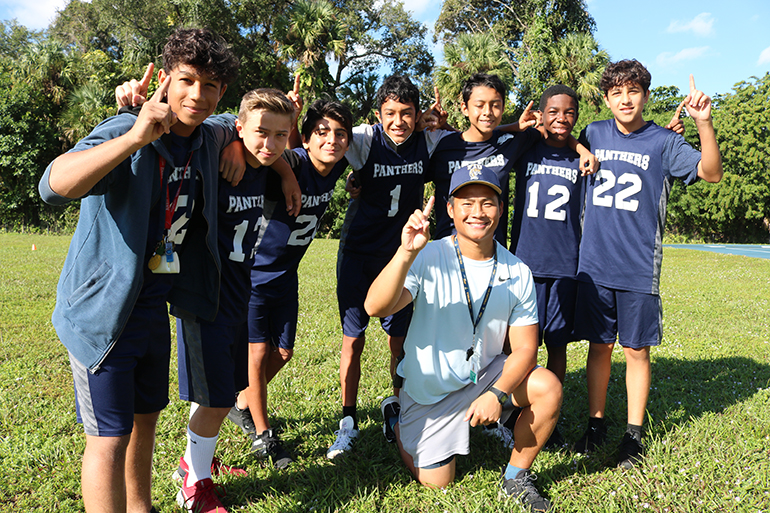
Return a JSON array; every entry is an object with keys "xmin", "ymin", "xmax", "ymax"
[
  {"xmin": 176, "ymin": 475, "xmax": 227, "ymax": 512},
  {"xmin": 173, "ymin": 456, "xmax": 247, "ymax": 483}
]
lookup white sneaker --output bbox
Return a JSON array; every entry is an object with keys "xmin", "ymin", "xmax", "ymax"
[
  {"xmin": 326, "ymin": 416, "xmax": 359, "ymax": 459},
  {"xmin": 483, "ymin": 422, "xmax": 515, "ymax": 449}
]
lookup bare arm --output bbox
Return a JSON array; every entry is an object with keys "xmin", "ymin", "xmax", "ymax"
[
  {"xmin": 684, "ymin": 75, "xmax": 723, "ymax": 183},
  {"xmin": 364, "ymin": 196, "xmax": 435, "ymax": 317},
  {"xmin": 464, "ymin": 323, "xmax": 539, "ymax": 426},
  {"xmin": 49, "ymin": 75, "xmax": 175, "ymax": 198}
]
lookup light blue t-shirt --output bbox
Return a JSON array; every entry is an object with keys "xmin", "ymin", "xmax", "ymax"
[{"xmin": 398, "ymin": 237, "xmax": 538, "ymax": 405}]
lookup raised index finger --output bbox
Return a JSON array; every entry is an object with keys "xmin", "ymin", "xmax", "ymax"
[
  {"xmin": 140, "ymin": 63, "xmax": 154, "ymax": 90},
  {"xmin": 672, "ymin": 100, "xmax": 685, "ymax": 120},
  {"xmin": 149, "ymin": 75, "xmax": 171, "ymax": 103},
  {"xmin": 689, "ymin": 74, "xmax": 697, "ymax": 94},
  {"xmin": 293, "ymin": 73, "xmax": 301, "ymax": 96},
  {"xmin": 423, "ymin": 195, "xmax": 435, "ymax": 217}
]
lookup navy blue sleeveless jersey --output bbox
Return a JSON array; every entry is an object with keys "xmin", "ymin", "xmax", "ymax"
[
  {"xmin": 427, "ymin": 128, "xmax": 540, "ymax": 245},
  {"xmin": 251, "ymin": 147, "xmax": 348, "ymax": 297},
  {"xmin": 215, "ymin": 162, "xmax": 267, "ymax": 324},
  {"xmin": 578, "ymin": 120, "xmax": 701, "ymax": 294},
  {"xmin": 340, "ymin": 124, "xmax": 431, "ymax": 258},
  {"xmin": 510, "ymin": 141, "xmax": 584, "ymax": 279}
]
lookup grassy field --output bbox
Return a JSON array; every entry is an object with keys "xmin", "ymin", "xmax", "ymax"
[{"xmin": 1, "ymin": 232, "xmax": 768, "ymax": 512}]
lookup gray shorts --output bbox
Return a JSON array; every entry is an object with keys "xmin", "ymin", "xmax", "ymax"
[{"xmin": 399, "ymin": 354, "xmax": 518, "ymax": 468}]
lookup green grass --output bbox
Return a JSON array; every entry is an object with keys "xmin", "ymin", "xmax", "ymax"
[{"xmin": 1, "ymin": 234, "xmax": 769, "ymax": 512}]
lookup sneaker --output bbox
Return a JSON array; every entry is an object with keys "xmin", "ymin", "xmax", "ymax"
[
  {"xmin": 544, "ymin": 425, "xmax": 565, "ymax": 450},
  {"xmin": 380, "ymin": 396, "xmax": 400, "ymax": 443},
  {"xmin": 575, "ymin": 421, "xmax": 607, "ymax": 454},
  {"xmin": 251, "ymin": 429, "xmax": 293, "ymax": 469},
  {"xmin": 482, "ymin": 422, "xmax": 515, "ymax": 449},
  {"xmin": 501, "ymin": 469, "xmax": 552, "ymax": 512},
  {"xmin": 227, "ymin": 406, "xmax": 256, "ymax": 437},
  {"xmin": 173, "ymin": 456, "xmax": 247, "ymax": 483},
  {"xmin": 176, "ymin": 475, "xmax": 227, "ymax": 512},
  {"xmin": 617, "ymin": 432, "xmax": 645, "ymax": 469},
  {"xmin": 326, "ymin": 416, "xmax": 359, "ymax": 459}
]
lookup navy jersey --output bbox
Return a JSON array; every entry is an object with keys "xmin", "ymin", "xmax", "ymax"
[
  {"xmin": 340, "ymin": 124, "xmax": 434, "ymax": 258},
  {"xmin": 428, "ymin": 128, "xmax": 540, "ymax": 245},
  {"xmin": 510, "ymin": 141, "xmax": 584, "ymax": 279},
  {"xmin": 215, "ymin": 163, "xmax": 267, "ymax": 324},
  {"xmin": 578, "ymin": 120, "xmax": 701, "ymax": 294},
  {"xmin": 251, "ymin": 147, "xmax": 348, "ymax": 296}
]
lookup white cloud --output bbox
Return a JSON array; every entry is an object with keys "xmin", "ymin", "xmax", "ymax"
[
  {"xmin": 656, "ymin": 47, "xmax": 710, "ymax": 66},
  {"xmin": 667, "ymin": 13, "xmax": 715, "ymax": 37},
  {"xmin": 758, "ymin": 47, "xmax": 770, "ymax": 66},
  {"xmin": 404, "ymin": 0, "xmax": 436, "ymax": 18},
  {"xmin": 2, "ymin": 0, "xmax": 69, "ymax": 30}
]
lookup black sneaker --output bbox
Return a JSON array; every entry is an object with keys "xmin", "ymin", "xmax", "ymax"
[
  {"xmin": 617, "ymin": 432, "xmax": 645, "ymax": 469},
  {"xmin": 251, "ymin": 428, "xmax": 293, "ymax": 469},
  {"xmin": 227, "ymin": 405, "xmax": 256, "ymax": 437},
  {"xmin": 575, "ymin": 421, "xmax": 607, "ymax": 454},
  {"xmin": 544, "ymin": 425, "xmax": 565, "ymax": 450},
  {"xmin": 501, "ymin": 469, "xmax": 552, "ymax": 512},
  {"xmin": 380, "ymin": 396, "xmax": 400, "ymax": 443}
]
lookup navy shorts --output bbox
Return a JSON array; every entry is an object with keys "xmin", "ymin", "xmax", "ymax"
[
  {"xmin": 534, "ymin": 276, "xmax": 577, "ymax": 347},
  {"xmin": 574, "ymin": 281, "xmax": 663, "ymax": 349},
  {"xmin": 177, "ymin": 317, "xmax": 249, "ymax": 407},
  {"xmin": 71, "ymin": 294, "xmax": 171, "ymax": 437},
  {"xmin": 248, "ymin": 288, "xmax": 298, "ymax": 350},
  {"xmin": 337, "ymin": 252, "xmax": 412, "ymax": 338}
]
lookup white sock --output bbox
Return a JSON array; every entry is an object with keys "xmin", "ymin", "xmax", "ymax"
[
  {"xmin": 189, "ymin": 402, "xmax": 199, "ymax": 420},
  {"xmin": 183, "ymin": 426, "xmax": 218, "ymax": 485}
]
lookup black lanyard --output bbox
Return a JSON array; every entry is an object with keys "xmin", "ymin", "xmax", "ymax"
[{"xmin": 452, "ymin": 235, "xmax": 497, "ymax": 360}]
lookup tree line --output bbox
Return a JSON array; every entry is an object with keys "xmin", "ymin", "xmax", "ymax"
[{"xmin": 1, "ymin": 0, "xmax": 767, "ymax": 242}]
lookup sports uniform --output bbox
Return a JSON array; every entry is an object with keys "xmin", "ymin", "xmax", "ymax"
[
  {"xmin": 249, "ymin": 147, "xmax": 348, "ymax": 348},
  {"xmin": 337, "ymin": 124, "xmax": 445, "ymax": 337},
  {"xmin": 510, "ymin": 141, "xmax": 584, "ymax": 346},
  {"xmin": 176, "ymin": 142, "xmax": 269, "ymax": 408},
  {"xmin": 575, "ymin": 119, "xmax": 701, "ymax": 347},
  {"xmin": 428, "ymin": 128, "xmax": 540, "ymax": 245}
]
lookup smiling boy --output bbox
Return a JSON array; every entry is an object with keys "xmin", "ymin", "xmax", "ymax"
[
  {"xmin": 229, "ymin": 99, "xmax": 353, "ymax": 468},
  {"xmin": 574, "ymin": 60, "xmax": 723, "ymax": 468},
  {"xmin": 329, "ymin": 75, "xmax": 448, "ymax": 458},
  {"xmin": 39, "ymin": 28, "xmax": 239, "ymax": 513}
]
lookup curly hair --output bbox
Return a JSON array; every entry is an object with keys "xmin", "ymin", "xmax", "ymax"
[
  {"xmin": 162, "ymin": 28, "xmax": 239, "ymax": 86},
  {"xmin": 539, "ymin": 84, "xmax": 579, "ymax": 116},
  {"xmin": 600, "ymin": 59, "xmax": 651, "ymax": 94}
]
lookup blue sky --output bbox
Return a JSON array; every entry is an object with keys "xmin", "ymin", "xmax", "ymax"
[{"xmin": 3, "ymin": 0, "xmax": 768, "ymax": 97}]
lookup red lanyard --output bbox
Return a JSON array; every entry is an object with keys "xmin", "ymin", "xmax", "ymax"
[{"xmin": 158, "ymin": 153, "xmax": 193, "ymax": 231}]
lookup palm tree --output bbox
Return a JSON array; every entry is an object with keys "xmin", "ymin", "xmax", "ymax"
[
  {"xmin": 274, "ymin": 0, "xmax": 347, "ymax": 97},
  {"xmin": 548, "ymin": 32, "xmax": 609, "ymax": 108},
  {"xmin": 433, "ymin": 32, "xmax": 513, "ymax": 129}
]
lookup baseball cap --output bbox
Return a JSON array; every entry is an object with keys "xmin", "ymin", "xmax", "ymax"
[{"xmin": 449, "ymin": 163, "xmax": 502, "ymax": 197}]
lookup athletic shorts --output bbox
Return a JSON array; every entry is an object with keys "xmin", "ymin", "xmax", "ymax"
[
  {"xmin": 398, "ymin": 354, "xmax": 518, "ymax": 468},
  {"xmin": 248, "ymin": 288, "xmax": 298, "ymax": 350},
  {"xmin": 574, "ymin": 281, "xmax": 663, "ymax": 349},
  {"xmin": 71, "ymin": 290, "xmax": 171, "ymax": 437},
  {"xmin": 337, "ymin": 252, "xmax": 412, "ymax": 338},
  {"xmin": 534, "ymin": 277, "xmax": 578, "ymax": 348},
  {"xmin": 177, "ymin": 317, "xmax": 249, "ymax": 407}
]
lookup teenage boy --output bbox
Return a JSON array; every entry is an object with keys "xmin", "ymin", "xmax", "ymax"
[
  {"xmin": 39, "ymin": 28, "xmax": 239, "ymax": 513},
  {"xmin": 509, "ymin": 85, "xmax": 585, "ymax": 447},
  {"xmin": 574, "ymin": 60, "xmax": 723, "ymax": 468},
  {"xmin": 329, "ymin": 75, "xmax": 448, "ymax": 458},
  {"xmin": 173, "ymin": 89, "xmax": 299, "ymax": 511},
  {"xmin": 365, "ymin": 165, "xmax": 562, "ymax": 513},
  {"xmin": 427, "ymin": 73, "xmax": 595, "ymax": 245},
  {"xmin": 228, "ymin": 99, "xmax": 353, "ymax": 467}
]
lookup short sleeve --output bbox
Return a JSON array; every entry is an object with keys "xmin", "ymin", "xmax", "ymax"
[
  {"xmin": 424, "ymin": 128, "xmax": 453, "ymax": 156},
  {"xmin": 346, "ymin": 124, "xmax": 374, "ymax": 170},
  {"xmin": 507, "ymin": 262, "xmax": 539, "ymax": 327},
  {"xmin": 662, "ymin": 132, "xmax": 701, "ymax": 185}
]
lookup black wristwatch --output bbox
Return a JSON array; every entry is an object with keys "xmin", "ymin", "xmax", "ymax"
[{"xmin": 489, "ymin": 386, "xmax": 508, "ymax": 405}]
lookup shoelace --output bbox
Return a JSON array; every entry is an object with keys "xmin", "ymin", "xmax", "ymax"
[
  {"xmin": 486, "ymin": 424, "xmax": 515, "ymax": 448},
  {"xmin": 183, "ymin": 480, "xmax": 226, "ymax": 509},
  {"xmin": 331, "ymin": 428, "xmax": 355, "ymax": 448}
]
